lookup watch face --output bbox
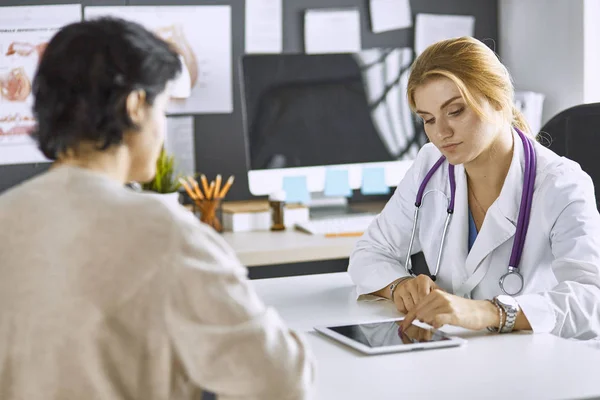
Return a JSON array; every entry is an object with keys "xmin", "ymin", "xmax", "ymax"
[{"xmin": 496, "ymin": 295, "xmax": 518, "ymax": 309}]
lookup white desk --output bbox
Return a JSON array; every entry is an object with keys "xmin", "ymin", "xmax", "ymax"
[
  {"xmin": 221, "ymin": 229, "xmax": 359, "ymax": 267},
  {"xmin": 252, "ymin": 272, "xmax": 600, "ymax": 400},
  {"xmin": 221, "ymin": 202, "xmax": 384, "ymax": 267}
]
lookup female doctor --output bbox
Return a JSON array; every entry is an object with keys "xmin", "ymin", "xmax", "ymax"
[{"xmin": 348, "ymin": 36, "xmax": 600, "ymax": 339}]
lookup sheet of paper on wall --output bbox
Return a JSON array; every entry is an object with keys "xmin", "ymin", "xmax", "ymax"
[
  {"xmin": 85, "ymin": 6, "xmax": 232, "ymax": 115},
  {"xmin": 164, "ymin": 116, "xmax": 196, "ymax": 177},
  {"xmin": 0, "ymin": 4, "xmax": 81, "ymax": 166},
  {"xmin": 414, "ymin": 13, "xmax": 475, "ymax": 56},
  {"xmin": 515, "ymin": 91, "xmax": 545, "ymax": 135},
  {"xmin": 369, "ymin": 0, "xmax": 412, "ymax": 33},
  {"xmin": 245, "ymin": 0, "xmax": 282, "ymax": 54},
  {"xmin": 304, "ymin": 8, "xmax": 361, "ymax": 54}
]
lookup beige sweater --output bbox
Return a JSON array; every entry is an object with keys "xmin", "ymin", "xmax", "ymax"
[{"xmin": 0, "ymin": 166, "xmax": 314, "ymax": 400}]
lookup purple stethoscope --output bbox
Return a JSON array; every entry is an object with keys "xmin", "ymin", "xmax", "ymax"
[{"xmin": 403, "ymin": 128, "xmax": 536, "ymax": 296}]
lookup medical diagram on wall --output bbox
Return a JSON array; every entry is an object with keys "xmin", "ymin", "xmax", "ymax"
[
  {"xmin": 354, "ymin": 48, "xmax": 424, "ymax": 160},
  {"xmin": 85, "ymin": 6, "xmax": 232, "ymax": 115},
  {"xmin": 0, "ymin": 4, "xmax": 81, "ymax": 166}
]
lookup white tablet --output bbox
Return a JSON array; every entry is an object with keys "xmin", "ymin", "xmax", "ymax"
[{"xmin": 314, "ymin": 318, "xmax": 466, "ymax": 355}]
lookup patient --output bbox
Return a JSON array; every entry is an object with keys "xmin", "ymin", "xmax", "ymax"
[{"xmin": 0, "ymin": 18, "xmax": 314, "ymax": 400}]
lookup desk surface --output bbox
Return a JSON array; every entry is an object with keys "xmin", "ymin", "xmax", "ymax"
[
  {"xmin": 251, "ymin": 272, "xmax": 600, "ymax": 400},
  {"xmin": 221, "ymin": 229, "xmax": 359, "ymax": 267},
  {"xmin": 221, "ymin": 202, "xmax": 383, "ymax": 267}
]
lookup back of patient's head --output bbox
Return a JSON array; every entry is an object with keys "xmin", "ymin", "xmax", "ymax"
[
  {"xmin": 32, "ymin": 17, "xmax": 181, "ymax": 161},
  {"xmin": 407, "ymin": 36, "xmax": 529, "ymax": 134}
]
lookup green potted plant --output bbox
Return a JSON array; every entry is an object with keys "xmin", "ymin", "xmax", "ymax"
[{"xmin": 142, "ymin": 147, "xmax": 182, "ymax": 205}]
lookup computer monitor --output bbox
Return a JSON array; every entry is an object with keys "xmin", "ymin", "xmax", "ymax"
[{"xmin": 240, "ymin": 48, "xmax": 426, "ymax": 199}]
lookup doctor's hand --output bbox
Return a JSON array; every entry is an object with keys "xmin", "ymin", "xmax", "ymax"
[
  {"xmin": 392, "ymin": 275, "xmax": 440, "ymax": 314},
  {"xmin": 399, "ymin": 290, "xmax": 498, "ymax": 332}
]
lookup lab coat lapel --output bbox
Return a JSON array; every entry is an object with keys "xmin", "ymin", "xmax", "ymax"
[
  {"xmin": 458, "ymin": 129, "xmax": 524, "ymax": 294},
  {"xmin": 464, "ymin": 205, "xmax": 516, "ymax": 274},
  {"xmin": 447, "ymin": 164, "xmax": 470, "ymax": 294}
]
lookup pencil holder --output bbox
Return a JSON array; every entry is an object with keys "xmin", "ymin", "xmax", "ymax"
[
  {"xmin": 196, "ymin": 199, "xmax": 222, "ymax": 232},
  {"xmin": 180, "ymin": 173, "xmax": 234, "ymax": 233}
]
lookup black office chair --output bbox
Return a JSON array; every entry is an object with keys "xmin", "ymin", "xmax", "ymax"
[{"xmin": 540, "ymin": 103, "xmax": 600, "ymax": 209}]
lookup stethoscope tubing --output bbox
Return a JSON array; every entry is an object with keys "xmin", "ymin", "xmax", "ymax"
[{"xmin": 404, "ymin": 128, "xmax": 534, "ymax": 295}]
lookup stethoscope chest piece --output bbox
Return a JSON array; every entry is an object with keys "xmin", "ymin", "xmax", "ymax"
[{"xmin": 499, "ymin": 267, "xmax": 524, "ymax": 295}]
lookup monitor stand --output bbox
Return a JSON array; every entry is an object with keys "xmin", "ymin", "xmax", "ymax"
[{"xmin": 307, "ymin": 192, "xmax": 374, "ymax": 220}]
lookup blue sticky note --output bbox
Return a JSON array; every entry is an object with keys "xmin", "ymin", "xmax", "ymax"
[
  {"xmin": 282, "ymin": 176, "xmax": 310, "ymax": 204},
  {"xmin": 361, "ymin": 167, "xmax": 390, "ymax": 195},
  {"xmin": 324, "ymin": 169, "xmax": 352, "ymax": 197}
]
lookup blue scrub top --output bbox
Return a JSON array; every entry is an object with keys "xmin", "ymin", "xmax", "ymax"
[{"xmin": 468, "ymin": 209, "xmax": 478, "ymax": 252}]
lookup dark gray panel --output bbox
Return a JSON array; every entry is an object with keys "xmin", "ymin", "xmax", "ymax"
[
  {"xmin": 248, "ymin": 258, "xmax": 349, "ymax": 280},
  {"xmin": 0, "ymin": 0, "xmax": 124, "ymax": 7},
  {"xmin": 284, "ymin": 0, "xmax": 498, "ymax": 54},
  {"xmin": 0, "ymin": 0, "xmax": 498, "ymax": 200}
]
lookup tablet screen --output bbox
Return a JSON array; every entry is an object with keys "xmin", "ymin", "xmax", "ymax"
[{"xmin": 328, "ymin": 320, "xmax": 451, "ymax": 348}]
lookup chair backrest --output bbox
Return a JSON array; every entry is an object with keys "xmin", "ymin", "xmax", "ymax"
[{"xmin": 540, "ymin": 103, "xmax": 600, "ymax": 208}]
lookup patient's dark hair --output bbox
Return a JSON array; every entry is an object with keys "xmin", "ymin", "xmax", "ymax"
[{"xmin": 32, "ymin": 17, "xmax": 181, "ymax": 159}]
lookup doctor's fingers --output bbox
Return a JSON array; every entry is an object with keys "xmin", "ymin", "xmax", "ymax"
[
  {"xmin": 422, "ymin": 313, "xmax": 453, "ymax": 329},
  {"xmin": 401, "ymin": 278, "xmax": 434, "ymax": 311},
  {"xmin": 398, "ymin": 275, "xmax": 437, "ymax": 308},
  {"xmin": 400, "ymin": 290, "xmax": 445, "ymax": 330},
  {"xmin": 404, "ymin": 307, "xmax": 448, "ymax": 330},
  {"xmin": 415, "ymin": 274, "xmax": 438, "ymax": 299},
  {"xmin": 393, "ymin": 294, "xmax": 408, "ymax": 314},
  {"xmin": 396, "ymin": 285, "xmax": 418, "ymax": 312},
  {"xmin": 414, "ymin": 295, "xmax": 455, "ymax": 328},
  {"xmin": 400, "ymin": 290, "xmax": 416, "ymax": 312}
]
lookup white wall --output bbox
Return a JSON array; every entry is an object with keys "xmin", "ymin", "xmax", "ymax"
[
  {"xmin": 584, "ymin": 0, "xmax": 600, "ymax": 103},
  {"xmin": 499, "ymin": 0, "xmax": 585, "ymax": 125}
]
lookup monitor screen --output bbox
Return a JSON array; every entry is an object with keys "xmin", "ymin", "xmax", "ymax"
[{"xmin": 240, "ymin": 49, "xmax": 426, "ymax": 195}]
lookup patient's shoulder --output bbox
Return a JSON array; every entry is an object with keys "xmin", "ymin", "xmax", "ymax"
[{"xmin": 131, "ymin": 192, "xmax": 244, "ymax": 275}]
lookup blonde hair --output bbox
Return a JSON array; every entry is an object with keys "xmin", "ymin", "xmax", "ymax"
[{"xmin": 407, "ymin": 36, "xmax": 530, "ymax": 135}]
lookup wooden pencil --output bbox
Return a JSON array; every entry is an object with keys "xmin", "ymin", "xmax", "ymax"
[
  {"xmin": 207, "ymin": 181, "xmax": 216, "ymax": 199},
  {"xmin": 200, "ymin": 174, "xmax": 210, "ymax": 196},
  {"xmin": 187, "ymin": 177, "xmax": 205, "ymax": 200},
  {"xmin": 214, "ymin": 174, "xmax": 222, "ymax": 199},
  {"xmin": 218, "ymin": 175, "xmax": 235, "ymax": 198},
  {"xmin": 324, "ymin": 232, "xmax": 364, "ymax": 238},
  {"xmin": 178, "ymin": 178, "xmax": 197, "ymax": 200}
]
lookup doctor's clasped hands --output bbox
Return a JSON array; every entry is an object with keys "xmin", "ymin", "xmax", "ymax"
[{"xmin": 393, "ymin": 276, "xmax": 503, "ymax": 331}]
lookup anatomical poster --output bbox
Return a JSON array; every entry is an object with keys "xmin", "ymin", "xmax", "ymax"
[
  {"xmin": 85, "ymin": 6, "xmax": 232, "ymax": 115},
  {"xmin": 0, "ymin": 4, "xmax": 81, "ymax": 165}
]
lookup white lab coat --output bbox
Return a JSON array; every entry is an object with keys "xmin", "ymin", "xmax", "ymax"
[{"xmin": 349, "ymin": 129, "xmax": 600, "ymax": 339}]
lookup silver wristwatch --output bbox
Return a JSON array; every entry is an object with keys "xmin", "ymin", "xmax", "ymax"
[{"xmin": 494, "ymin": 295, "xmax": 520, "ymax": 333}]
